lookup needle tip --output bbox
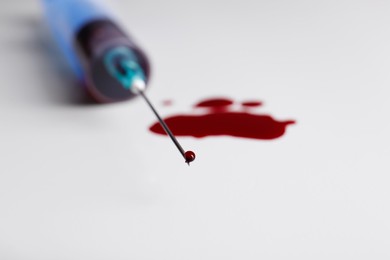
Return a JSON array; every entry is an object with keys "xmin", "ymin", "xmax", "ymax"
[{"xmin": 184, "ymin": 151, "xmax": 196, "ymax": 165}]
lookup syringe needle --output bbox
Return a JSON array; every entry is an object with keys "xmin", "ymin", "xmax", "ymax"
[{"xmin": 132, "ymin": 80, "xmax": 196, "ymax": 165}]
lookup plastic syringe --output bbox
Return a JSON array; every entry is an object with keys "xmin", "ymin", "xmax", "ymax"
[{"xmin": 41, "ymin": 0, "xmax": 195, "ymax": 164}]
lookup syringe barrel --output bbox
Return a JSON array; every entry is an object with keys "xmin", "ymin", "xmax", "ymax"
[{"xmin": 41, "ymin": 0, "xmax": 150, "ymax": 102}]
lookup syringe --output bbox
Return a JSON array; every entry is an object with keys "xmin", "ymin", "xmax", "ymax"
[{"xmin": 42, "ymin": 0, "xmax": 195, "ymax": 164}]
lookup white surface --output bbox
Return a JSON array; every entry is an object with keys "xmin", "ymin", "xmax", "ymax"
[{"xmin": 1, "ymin": 0, "xmax": 390, "ymax": 259}]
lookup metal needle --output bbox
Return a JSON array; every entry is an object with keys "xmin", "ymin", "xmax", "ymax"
[{"xmin": 132, "ymin": 80, "xmax": 195, "ymax": 164}]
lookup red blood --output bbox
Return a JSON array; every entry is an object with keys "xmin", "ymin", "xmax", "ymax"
[
  {"xmin": 184, "ymin": 151, "xmax": 196, "ymax": 163},
  {"xmin": 149, "ymin": 97, "xmax": 295, "ymax": 140},
  {"xmin": 195, "ymin": 98, "xmax": 233, "ymax": 108},
  {"xmin": 151, "ymin": 114, "xmax": 294, "ymax": 140},
  {"xmin": 241, "ymin": 101, "xmax": 262, "ymax": 107},
  {"xmin": 162, "ymin": 100, "xmax": 173, "ymax": 106}
]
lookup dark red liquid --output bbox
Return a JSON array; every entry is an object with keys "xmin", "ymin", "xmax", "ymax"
[
  {"xmin": 184, "ymin": 151, "xmax": 196, "ymax": 164},
  {"xmin": 195, "ymin": 98, "xmax": 233, "ymax": 108},
  {"xmin": 195, "ymin": 98, "xmax": 233, "ymax": 112},
  {"xmin": 241, "ymin": 101, "xmax": 262, "ymax": 107},
  {"xmin": 149, "ymin": 98, "xmax": 295, "ymax": 140}
]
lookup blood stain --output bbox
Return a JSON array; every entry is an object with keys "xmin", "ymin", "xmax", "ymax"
[
  {"xmin": 162, "ymin": 100, "xmax": 173, "ymax": 106},
  {"xmin": 195, "ymin": 98, "xmax": 234, "ymax": 108},
  {"xmin": 150, "ymin": 97, "xmax": 295, "ymax": 140},
  {"xmin": 241, "ymin": 101, "xmax": 262, "ymax": 107}
]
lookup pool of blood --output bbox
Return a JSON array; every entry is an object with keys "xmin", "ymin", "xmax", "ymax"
[{"xmin": 149, "ymin": 97, "xmax": 295, "ymax": 140}]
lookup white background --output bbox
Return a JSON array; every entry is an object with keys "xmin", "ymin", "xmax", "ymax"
[{"xmin": 1, "ymin": 0, "xmax": 390, "ymax": 259}]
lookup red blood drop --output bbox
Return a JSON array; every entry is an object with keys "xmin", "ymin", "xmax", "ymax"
[
  {"xmin": 162, "ymin": 100, "xmax": 173, "ymax": 106},
  {"xmin": 241, "ymin": 101, "xmax": 262, "ymax": 107},
  {"xmin": 184, "ymin": 151, "xmax": 196, "ymax": 163},
  {"xmin": 195, "ymin": 98, "xmax": 233, "ymax": 108}
]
